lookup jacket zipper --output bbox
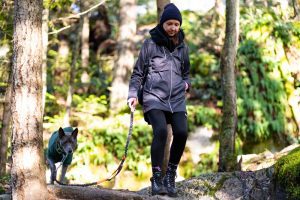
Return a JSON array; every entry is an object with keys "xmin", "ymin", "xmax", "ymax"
[{"xmin": 167, "ymin": 48, "xmax": 174, "ymax": 113}]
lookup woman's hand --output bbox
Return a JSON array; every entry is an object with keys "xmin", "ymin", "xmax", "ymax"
[
  {"xmin": 185, "ymin": 82, "xmax": 189, "ymax": 91},
  {"xmin": 127, "ymin": 97, "xmax": 138, "ymax": 112}
]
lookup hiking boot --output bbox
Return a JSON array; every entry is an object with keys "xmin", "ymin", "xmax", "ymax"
[
  {"xmin": 151, "ymin": 171, "xmax": 167, "ymax": 196},
  {"xmin": 163, "ymin": 164, "xmax": 178, "ymax": 197}
]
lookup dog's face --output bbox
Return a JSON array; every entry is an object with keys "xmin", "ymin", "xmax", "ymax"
[{"xmin": 58, "ymin": 127, "xmax": 78, "ymax": 154}]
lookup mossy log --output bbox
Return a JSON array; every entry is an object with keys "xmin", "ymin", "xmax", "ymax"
[{"xmin": 274, "ymin": 146, "xmax": 300, "ymax": 200}]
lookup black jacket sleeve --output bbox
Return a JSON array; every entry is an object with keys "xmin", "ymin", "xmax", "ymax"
[{"xmin": 128, "ymin": 39, "xmax": 149, "ymax": 99}]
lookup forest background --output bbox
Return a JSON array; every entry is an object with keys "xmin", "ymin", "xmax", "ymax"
[{"xmin": 0, "ymin": 0, "xmax": 299, "ymax": 192}]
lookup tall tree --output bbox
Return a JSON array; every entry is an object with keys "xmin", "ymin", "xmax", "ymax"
[
  {"xmin": 0, "ymin": 0, "xmax": 13, "ymax": 177},
  {"xmin": 42, "ymin": 8, "xmax": 49, "ymax": 113},
  {"xmin": 63, "ymin": 22, "xmax": 82, "ymax": 127},
  {"xmin": 0, "ymin": 71, "xmax": 12, "ymax": 176},
  {"xmin": 80, "ymin": 1, "xmax": 91, "ymax": 93},
  {"xmin": 218, "ymin": 0, "xmax": 239, "ymax": 172},
  {"xmin": 156, "ymin": 0, "xmax": 169, "ymax": 21},
  {"xmin": 110, "ymin": 0, "xmax": 137, "ymax": 114},
  {"xmin": 11, "ymin": 0, "xmax": 48, "ymax": 198}
]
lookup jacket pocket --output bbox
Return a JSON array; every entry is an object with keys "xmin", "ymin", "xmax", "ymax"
[{"xmin": 171, "ymin": 80, "xmax": 186, "ymax": 101}]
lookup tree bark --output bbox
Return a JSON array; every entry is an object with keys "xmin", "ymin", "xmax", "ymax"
[
  {"xmin": 218, "ymin": 0, "xmax": 239, "ymax": 172},
  {"xmin": 42, "ymin": 8, "xmax": 49, "ymax": 114},
  {"xmin": 156, "ymin": 0, "xmax": 170, "ymax": 22},
  {"xmin": 0, "ymin": 71, "xmax": 12, "ymax": 176},
  {"xmin": 110, "ymin": 0, "xmax": 137, "ymax": 114},
  {"xmin": 11, "ymin": 0, "xmax": 48, "ymax": 199}
]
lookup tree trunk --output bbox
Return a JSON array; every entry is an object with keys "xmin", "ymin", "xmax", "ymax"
[
  {"xmin": 218, "ymin": 0, "xmax": 239, "ymax": 172},
  {"xmin": 63, "ymin": 22, "xmax": 82, "ymax": 127},
  {"xmin": 42, "ymin": 8, "xmax": 49, "ymax": 114},
  {"xmin": 110, "ymin": 0, "xmax": 137, "ymax": 114},
  {"xmin": 156, "ymin": 0, "xmax": 170, "ymax": 22},
  {"xmin": 47, "ymin": 185, "xmax": 153, "ymax": 200},
  {"xmin": 0, "ymin": 71, "xmax": 12, "ymax": 176},
  {"xmin": 162, "ymin": 125, "xmax": 172, "ymax": 176},
  {"xmin": 53, "ymin": 36, "xmax": 69, "ymax": 97},
  {"xmin": 11, "ymin": 0, "xmax": 48, "ymax": 199},
  {"xmin": 80, "ymin": 2, "xmax": 91, "ymax": 93}
]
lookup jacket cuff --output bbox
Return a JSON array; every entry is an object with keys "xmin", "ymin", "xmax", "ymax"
[{"xmin": 128, "ymin": 89, "xmax": 138, "ymax": 100}]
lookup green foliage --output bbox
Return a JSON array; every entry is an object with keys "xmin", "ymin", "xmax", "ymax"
[
  {"xmin": 181, "ymin": 144, "xmax": 219, "ymax": 178},
  {"xmin": 0, "ymin": 1, "xmax": 13, "ymax": 85},
  {"xmin": 190, "ymin": 52, "xmax": 221, "ymax": 101},
  {"xmin": 73, "ymin": 113, "xmax": 152, "ymax": 177},
  {"xmin": 236, "ymin": 6, "xmax": 300, "ymax": 143},
  {"xmin": 137, "ymin": 11, "xmax": 157, "ymax": 26},
  {"xmin": 73, "ymin": 94, "xmax": 108, "ymax": 116},
  {"xmin": 187, "ymin": 105, "xmax": 221, "ymax": 131},
  {"xmin": 0, "ymin": 174, "xmax": 10, "ymax": 194},
  {"xmin": 179, "ymin": 5, "xmax": 299, "ymax": 151},
  {"xmin": 237, "ymin": 39, "xmax": 286, "ymax": 141},
  {"xmin": 275, "ymin": 147, "xmax": 300, "ymax": 200},
  {"xmin": 0, "ymin": 1, "xmax": 13, "ymax": 39},
  {"xmin": 44, "ymin": 92, "xmax": 64, "ymax": 117},
  {"xmin": 46, "ymin": 46, "xmax": 72, "ymax": 97},
  {"xmin": 45, "ymin": 0, "xmax": 74, "ymax": 11}
]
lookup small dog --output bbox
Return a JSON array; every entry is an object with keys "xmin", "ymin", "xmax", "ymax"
[{"xmin": 47, "ymin": 127, "xmax": 78, "ymax": 184}]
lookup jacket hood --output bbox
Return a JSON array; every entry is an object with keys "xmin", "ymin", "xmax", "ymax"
[{"xmin": 149, "ymin": 24, "xmax": 185, "ymax": 52}]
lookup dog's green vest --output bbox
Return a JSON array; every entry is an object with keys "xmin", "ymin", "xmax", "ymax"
[{"xmin": 47, "ymin": 127, "xmax": 73, "ymax": 165}]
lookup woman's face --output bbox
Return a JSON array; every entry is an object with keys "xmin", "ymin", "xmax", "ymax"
[{"xmin": 163, "ymin": 19, "xmax": 180, "ymax": 37}]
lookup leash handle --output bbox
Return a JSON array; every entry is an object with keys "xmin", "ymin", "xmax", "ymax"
[{"xmin": 55, "ymin": 111, "xmax": 134, "ymax": 187}]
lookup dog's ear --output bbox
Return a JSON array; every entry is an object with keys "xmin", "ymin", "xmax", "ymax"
[
  {"xmin": 72, "ymin": 128, "xmax": 78, "ymax": 139},
  {"xmin": 58, "ymin": 127, "xmax": 65, "ymax": 138}
]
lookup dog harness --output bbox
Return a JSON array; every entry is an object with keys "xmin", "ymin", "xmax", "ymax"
[{"xmin": 47, "ymin": 127, "xmax": 73, "ymax": 165}]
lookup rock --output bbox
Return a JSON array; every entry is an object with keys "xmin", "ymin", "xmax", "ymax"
[
  {"xmin": 138, "ymin": 168, "xmax": 274, "ymax": 200},
  {"xmin": 239, "ymin": 143, "xmax": 300, "ymax": 171}
]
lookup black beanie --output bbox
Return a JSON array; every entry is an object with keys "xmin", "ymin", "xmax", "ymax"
[{"xmin": 159, "ymin": 3, "xmax": 182, "ymax": 25}]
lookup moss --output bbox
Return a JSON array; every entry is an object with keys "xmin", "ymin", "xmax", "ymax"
[
  {"xmin": 203, "ymin": 175, "xmax": 229, "ymax": 197},
  {"xmin": 274, "ymin": 147, "xmax": 300, "ymax": 200}
]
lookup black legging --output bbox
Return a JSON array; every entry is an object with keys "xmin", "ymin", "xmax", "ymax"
[{"xmin": 146, "ymin": 109, "xmax": 188, "ymax": 168}]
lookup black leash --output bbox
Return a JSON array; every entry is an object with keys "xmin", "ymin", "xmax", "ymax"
[{"xmin": 55, "ymin": 111, "xmax": 134, "ymax": 187}]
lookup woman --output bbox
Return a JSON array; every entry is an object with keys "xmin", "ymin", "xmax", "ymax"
[{"xmin": 127, "ymin": 3, "xmax": 190, "ymax": 197}]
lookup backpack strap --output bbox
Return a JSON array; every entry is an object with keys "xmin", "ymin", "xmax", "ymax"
[
  {"xmin": 180, "ymin": 43, "xmax": 188, "ymax": 71},
  {"xmin": 141, "ymin": 39, "xmax": 153, "ymax": 85}
]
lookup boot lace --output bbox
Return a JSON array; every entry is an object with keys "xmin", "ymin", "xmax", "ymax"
[
  {"xmin": 153, "ymin": 172, "xmax": 163, "ymax": 187},
  {"xmin": 166, "ymin": 170, "xmax": 176, "ymax": 187}
]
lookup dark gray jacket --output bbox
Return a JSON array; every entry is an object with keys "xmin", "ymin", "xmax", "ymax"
[{"xmin": 128, "ymin": 37, "xmax": 191, "ymax": 114}]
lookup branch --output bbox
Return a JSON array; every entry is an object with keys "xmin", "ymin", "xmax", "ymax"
[
  {"xmin": 48, "ymin": 25, "xmax": 71, "ymax": 35},
  {"xmin": 291, "ymin": 0, "xmax": 298, "ymax": 19},
  {"xmin": 49, "ymin": 0, "xmax": 106, "ymax": 35},
  {"xmin": 54, "ymin": 0, "xmax": 106, "ymax": 22},
  {"xmin": 47, "ymin": 185, "xmax": 155, "ymax": 200}
]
